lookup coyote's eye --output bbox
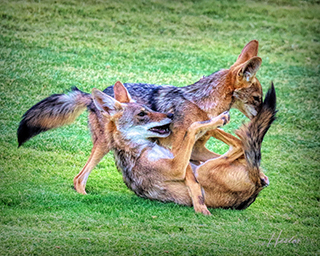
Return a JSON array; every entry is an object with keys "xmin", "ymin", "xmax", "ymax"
[{"xmin": 137, "ymin": 111, "xmax": 147, "ymax": 117}]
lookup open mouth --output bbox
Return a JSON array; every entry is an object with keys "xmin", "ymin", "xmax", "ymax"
[{"xmin": 148, "ymin": 123, "xmax": 171, "ymax": 136}]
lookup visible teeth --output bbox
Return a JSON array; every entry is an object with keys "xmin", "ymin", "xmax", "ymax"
[
  {"xmin": 149, "ymin": 123, "xmax": 171, "ymax": 135},
  {"xmin": 150, "ymin": 127, "xmax": 169, "ymax": 134}
]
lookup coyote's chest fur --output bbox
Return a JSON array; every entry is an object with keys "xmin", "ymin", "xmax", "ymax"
[{"xmin": 113, "ymin": 143, "xmax": 171, "ymax": 200}]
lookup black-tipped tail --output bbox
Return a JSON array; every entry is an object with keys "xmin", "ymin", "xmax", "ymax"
[
  {"xmin": 17, "ymin": 88, "xmax": 92, "ymax": 146},
  {"xmin": 18, "ymin": 122, "xmax": 48, "ymax": 147},
  {"xmin": 236, "ymin": 82, "xmax": 277, "ymax": 181}
]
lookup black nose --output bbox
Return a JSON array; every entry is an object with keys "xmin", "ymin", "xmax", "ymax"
[{"xmin": 167, "ymin": 113, "xmax": 174, "ymax": 119}]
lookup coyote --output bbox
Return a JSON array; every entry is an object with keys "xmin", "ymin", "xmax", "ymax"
[{"xmin": 18, "ymin": 40, "xmax": 264, "ymax": 214}]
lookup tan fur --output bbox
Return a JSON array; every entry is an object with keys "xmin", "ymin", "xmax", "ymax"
[{"xmin": 195, "ymin": 129, "xmax": 264, "ymax": 209}]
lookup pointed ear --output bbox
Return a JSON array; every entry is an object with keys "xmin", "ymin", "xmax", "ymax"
[
  {"xmin": 231, "ymin": 40, "xmax": 259, "ymax": 69},
  {"xmin": 237, "ymin": 57, "xmax": 262, "ymax": 83},
  {"xmin": 92, "ymin": 88, "xmax": 123, "ymax": 116},
  {"xmin": 113, "ymin": 81, "xmax": 132, "ymax": 103}
]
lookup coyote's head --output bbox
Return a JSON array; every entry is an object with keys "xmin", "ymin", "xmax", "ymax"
[
  {"xmin": 230, "ymin": 40, "xmax": 263, "ymax": 119},
  {"xmin": 92, "ymin": 81, "xmax": 173, "ymax": 142}
]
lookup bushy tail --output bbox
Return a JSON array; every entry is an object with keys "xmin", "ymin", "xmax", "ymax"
[
  {"xmin": 17, "ymin": 87, "xmax": 92, "ymax": 147},
  {"xmin": 236, "ymin": 82, "xmax": 277, "ymax": 183}
]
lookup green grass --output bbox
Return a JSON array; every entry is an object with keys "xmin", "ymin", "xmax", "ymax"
[{"xmin": 0, "ymin": 0, "xmax": 319, "ymax": 255}]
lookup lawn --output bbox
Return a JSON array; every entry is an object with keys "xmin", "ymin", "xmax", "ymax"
[{"xmin": 0, "ymin": 0, "xmax": 319, "ymax": 255}]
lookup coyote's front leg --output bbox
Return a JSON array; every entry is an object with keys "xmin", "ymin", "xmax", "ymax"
[{"xmin": 158, "ymin": 111, "xmax": 230, "ymax": 214}]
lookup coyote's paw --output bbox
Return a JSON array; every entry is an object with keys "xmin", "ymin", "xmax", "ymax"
[
  {"xmin": 193, "ymin": 197, "xmax": 211, "ymax": 216},
  {"xmin": 197, "ymin": 207, "xmax": 212, "ymax": 216},
  {"xmin": 74, "ymin": 178, "xmax": 87, "ymax": 195},
  {"xmin": 190, "ymin": 111, "xmax": 230, "ymax": 135},
  {"xmin": 218, "ymin": 111, "xmax": 230, "ymax": 127}
]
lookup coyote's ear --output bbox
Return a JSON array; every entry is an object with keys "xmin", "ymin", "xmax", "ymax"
[
  {"xmin": 231, "ymin": 40, "xmax": 259, "ymax": 69},
  {"xmin": 113, "ymin": 81, "xmax": 133, "ymax": 103},
  {"xmin": 92, "ymin": 88, "xmax": 123, "ymax": 116},
  {"xmin": 236, "ymin": 57, "xmax": 262, "ymax": 84}
]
